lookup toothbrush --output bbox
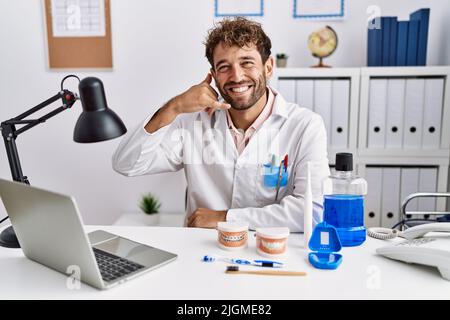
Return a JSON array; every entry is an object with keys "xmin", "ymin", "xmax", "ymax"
[
  {"xmin": 226, "ymin": 265, "xmax": 306, "ymax": 276},
  {"xmin": 203, "ymin": 255, "xmax": 283, "ymax": 268}
]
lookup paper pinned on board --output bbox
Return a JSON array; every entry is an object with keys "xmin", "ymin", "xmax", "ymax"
[
  {"xmin": 294, "ymin": 0, "xmax": 345, "ymax": 20},
  {"xmin": 215, "ymin": 0, "xmax": 264, "ymax": 17},
  {"xmin": 51, "ymin": 0, "xmax": 106, "ymax": 37}
]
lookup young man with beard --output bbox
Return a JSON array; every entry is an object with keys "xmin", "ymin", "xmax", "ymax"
[{"xmin": 112, "ymin": 17, "xmax": 330, "ymax": 231}]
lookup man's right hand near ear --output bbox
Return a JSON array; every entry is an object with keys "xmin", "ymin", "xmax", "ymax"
[{"xmin": 145, "ymin": 74, "xmax": 231, "ymax": 133}]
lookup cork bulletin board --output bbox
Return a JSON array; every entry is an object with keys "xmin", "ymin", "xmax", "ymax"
[{"xmin": 44, "ymin": 0, "xmax": 113, "ymax": 69}]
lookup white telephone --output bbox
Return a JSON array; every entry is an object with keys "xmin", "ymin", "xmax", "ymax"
[{"xmin": 369, "ymin": 223, "xmax": 450, "ymax": 280}]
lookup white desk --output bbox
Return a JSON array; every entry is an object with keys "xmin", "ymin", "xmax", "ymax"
[{"xmin": 0, "ymin": 225, "xmax": 449, "ymax": 299}]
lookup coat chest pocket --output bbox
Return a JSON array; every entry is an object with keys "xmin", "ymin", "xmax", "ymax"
[{"xmin": 255, "ymin": 163, "xmax": 293, "ymax": 207}]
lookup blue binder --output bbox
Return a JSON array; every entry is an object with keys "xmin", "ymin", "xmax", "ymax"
[
  {"xmin": 406, "ymin": 20, "xmax": 420, "ymax": 66},
  {"xmin": 410, "ymin": 8, "xmax": 430, "ymax": 66},
  {"xmin": 381, "ymin": 17, "xmax": 391, "ymax": 66},
  {"xmin": 367, "ymin": 17, "xmax": 382, "ymax": 66},
  {"xmin": 396, "ymin": 21, "xmax": 409, "ymax": 66},
  {"xmin": 389, "ymin": 17, "xmax": 398, "ymax": 66}
]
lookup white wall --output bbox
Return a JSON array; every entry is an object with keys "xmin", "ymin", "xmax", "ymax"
[{"xmin": 1, "ymin": 0, "xmax": 449, "ymax": 224}]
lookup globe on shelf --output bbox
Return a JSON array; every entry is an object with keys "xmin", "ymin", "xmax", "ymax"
[{"xmin": 307, "ymin": 26, "xmax": 338, "ymax": 68}]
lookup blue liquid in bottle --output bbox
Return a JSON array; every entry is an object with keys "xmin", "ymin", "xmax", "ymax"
[
  {"xmin": 322, "ymin": 153, "xmax": 367, "ymax": 247},
  {"xmin": 323, "ymin": 195, "xmax": 366, "ymax": 246}
]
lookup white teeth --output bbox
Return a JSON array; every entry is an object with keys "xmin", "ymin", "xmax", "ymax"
[
  {"xmin": 230, "ymin": 86, "xmax": 250, "ymax": 93},
  {"xmin": 261, "ymin": 240, "xmax": 283, "ymax": 250},
  {"xmin": 221, "ymin": 234, "xmax": 245, "ymax": 242}
]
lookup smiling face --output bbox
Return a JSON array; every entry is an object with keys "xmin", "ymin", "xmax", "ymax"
[{"xmin": 211, "ymin": 43, "xmax": 273, "ymax": 111}]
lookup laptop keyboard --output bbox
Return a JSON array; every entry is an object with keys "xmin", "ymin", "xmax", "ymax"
[{"xmin": 93, "ymin": 247, "xmax": 145, "ymax": 282}]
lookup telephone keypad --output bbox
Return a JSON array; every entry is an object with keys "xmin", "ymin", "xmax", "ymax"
[{"xmin": 396, "ymin": 238, "xmax": 436, "ymax": 247}]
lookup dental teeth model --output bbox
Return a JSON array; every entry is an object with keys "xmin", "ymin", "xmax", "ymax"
[
  {"xmin": 217, "ymin": 222, "xmax": 249, "ymax": 251},
  {"xmin": 255, "ymin": 227, "xmax": 290, "ymax": 257}
]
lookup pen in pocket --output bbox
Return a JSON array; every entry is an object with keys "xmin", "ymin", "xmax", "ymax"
[{"xmin": 275, "ymin": 160, "xmax": 284, "ymax": 201}]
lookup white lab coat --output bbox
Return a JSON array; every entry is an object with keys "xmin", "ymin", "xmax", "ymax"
[{"xmin": 112, "ymin": 88, "xmax": 330, "ymax": 232}]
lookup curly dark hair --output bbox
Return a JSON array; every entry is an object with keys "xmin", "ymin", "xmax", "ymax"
[{"xmin": 204, "ymin": 17, "xmax": 272, "ymax": 69}]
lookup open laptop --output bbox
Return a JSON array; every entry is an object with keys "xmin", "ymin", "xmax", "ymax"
[{"xmin": 0, "ymin": 178, "xmax": 177, "ymax": 290}]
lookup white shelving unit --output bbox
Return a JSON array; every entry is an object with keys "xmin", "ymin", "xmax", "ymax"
[
  {"xmin": 272, "ymin": 66, "xmax": 450, "ymax": 228},
  {"xmin": 358, "ymin": 66, "xmax": 450, "ymax": 156},
  {"xmin": 272, "ymin": 68, "xmax": 360, "ymax": 166}
]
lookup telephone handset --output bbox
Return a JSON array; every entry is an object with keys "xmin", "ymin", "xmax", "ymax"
[{"xmin": 367, "ymin": 222, "xmax": 450, "ymax": 240}]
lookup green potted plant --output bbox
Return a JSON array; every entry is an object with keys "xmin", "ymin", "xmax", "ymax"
[
  {"xmin": 138, "ymin": 193, "xmax": 161, "ymax": 225},
  {"xmin": 276, "ymin": 53, "xmax": 288, "ymax": 68}
]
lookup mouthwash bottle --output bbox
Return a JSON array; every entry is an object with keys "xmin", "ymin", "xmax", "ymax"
[{"xmin": 322, "ymin": 153, "xmax": 368, "ymax": 247}]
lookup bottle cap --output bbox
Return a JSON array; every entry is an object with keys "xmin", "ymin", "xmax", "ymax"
[{"xmin": 335, "ymin": 153, "xmax": 353, "ymax": 172}]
